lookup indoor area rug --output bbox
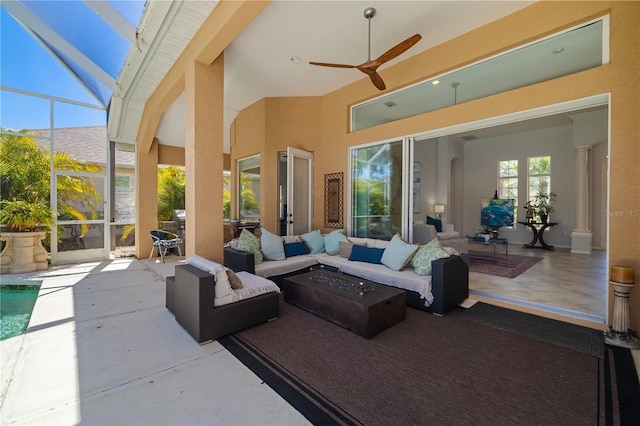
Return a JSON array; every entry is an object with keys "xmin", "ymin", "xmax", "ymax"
[
  {"xmin": 468, "ymin": 250, "xmax": 542, "ymax": 278},
  {"xmin": 218, "ymin": 300, "xmax": 635, "ymax": 426}
]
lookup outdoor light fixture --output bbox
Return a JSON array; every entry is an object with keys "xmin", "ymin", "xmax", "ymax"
[{"xmin": 435, "ymin": 204, "xmax": 445, "ymax": 219}]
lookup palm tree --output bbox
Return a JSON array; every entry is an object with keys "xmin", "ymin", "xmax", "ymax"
[
  {"xmin": 157, "ymin": 166, "xmax": 186, "ymax": 221},
  {"xmin": 1, "ymin": 130, "xmax": 102, "ymax": 238}
]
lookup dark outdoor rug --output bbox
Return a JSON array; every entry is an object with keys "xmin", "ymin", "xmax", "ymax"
[
  {"xmin": 462, "ymin": 302, "xmax": 605, "ymax": 358},
  {"xmin": 468, "ymin": 249, "xmax": 542, "ymax": 278},
  {"xmin": 602, "ymin": 345, "xmax": 640, "ymax": 425},
  {"xmin": 217, "ymin": 299, "xmax": 636, "ymax": 426}
]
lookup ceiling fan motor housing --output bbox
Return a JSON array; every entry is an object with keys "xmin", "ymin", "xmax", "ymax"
[{"xmin": 364, "ymin": 7, "xmax": 376, "ymax": 19}]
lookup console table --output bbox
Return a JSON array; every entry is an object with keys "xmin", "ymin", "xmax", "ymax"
[{"xmin": 518, "ymin": 221, "xmax": 558, "ymax": 250}]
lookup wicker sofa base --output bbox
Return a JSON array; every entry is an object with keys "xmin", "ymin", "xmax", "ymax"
[
  {"xmin": 224, "ymin": 248, "xmax": 468, "ymax": 316},
  {"xmin": 167, "ymin": 264, "xmax": 279, "ymax": 344}
]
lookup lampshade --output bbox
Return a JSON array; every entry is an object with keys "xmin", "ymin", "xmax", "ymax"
[{"xmin": 434, "ymin": 204, "xmax": 445, "ymax": 214}]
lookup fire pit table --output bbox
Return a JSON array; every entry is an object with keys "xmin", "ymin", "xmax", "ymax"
[{"xmin": 284, "ymin": 269, "xmax": 406, "ymax": 338}]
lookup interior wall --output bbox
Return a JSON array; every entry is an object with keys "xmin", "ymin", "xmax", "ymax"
[
  {"xmin": 413, "ymin": 140, "xmax": 438, "ymax": 220},
  {"xmin": 451, "ymin": 156, "xmax": 464, "ymax": 231},
  {"xmin": 413, "ymin": 137, "xmax": 464, "ymax": 228},
  {"xmin": 462, "ymin": 125, "xmax": 575, "ymax": 247}
]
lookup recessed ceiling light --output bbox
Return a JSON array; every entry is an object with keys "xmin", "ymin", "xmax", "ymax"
[
  {"xmin": 384, "ymin": 101, "xmax": 397, "ymax": 108},
  {"xmin": 432, "ymin": 80, "xmax": 440, "ymax": 85},
  {"xmin": 290, "ymin": 56, "xmax": 301, "ymax": 63},
  {"xmin": 553, "ymin": 47, "xmax": 565, "ymax": 54}
]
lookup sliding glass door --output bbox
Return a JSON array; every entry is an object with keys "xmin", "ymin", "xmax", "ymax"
[{"xmin": 350, "ymin": 139, "xmax": 406, "ymax": 239}]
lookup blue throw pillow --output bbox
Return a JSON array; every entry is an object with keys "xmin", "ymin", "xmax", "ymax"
[
  {"xmin": 426, "ymin": 216, "xmax": 443, "ymax": 233},
  {"xmin": 260, "ymin": 228, "xmax": 285, "ymax": 261},
  {"xmin": 348, "ymin": 244, "xmax": 384, "ymax": 264},
  {"xmin": 323, "ymin": 229, "xmax": 348, "ymax": 255},
  {"xmin": 381, "ymin": 234, "xmax": 419, "ymax": 271},
  {"xmin": 284, "ymin": 241, "xmax": 310, "ymax": 257},
  {"xmin": 300, "ymin": 229, "xmax": 326, "ymax": 254}
]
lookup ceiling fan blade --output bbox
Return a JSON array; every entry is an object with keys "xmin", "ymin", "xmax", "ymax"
[
  {"xmin": 309, "ymin": 61, "xmax": 357, "ymax": 69},
  {"xmin": 369, "ymin": 71, "xmax": 386, "ymax": 91},
  {"xmin": 374, "ymin": 34, "xmax": 422, "ymax": 65}
]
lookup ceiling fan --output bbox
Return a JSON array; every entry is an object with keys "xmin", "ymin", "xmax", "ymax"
[{"xmin": 310, "ymin": 7, "xmax": 421, "ymax": 91}]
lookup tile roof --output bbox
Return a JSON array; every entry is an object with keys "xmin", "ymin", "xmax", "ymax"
[{"xmin": 33, "ymin": 126, "xmax": 135, "ymax": 167}]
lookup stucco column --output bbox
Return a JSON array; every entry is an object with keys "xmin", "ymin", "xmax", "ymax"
[
  {"xmin": 135, "ymin": 138, "xmax": 159, "ymax": 259},
  {"xmin": 184, "ymin": 54, "xmax": 224, "ymax": 262},
  {"xmin": 571, "ymin": 145, "xmax": 592, "ymax": 254}
]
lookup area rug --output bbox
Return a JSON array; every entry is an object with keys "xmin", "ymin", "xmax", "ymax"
[
  {"xmin": 219, "ymin": 300, "xmax": 614, "ymax": 426},
  {"xmin": 468, "ymin": 250, "xmax": 542, "ymax": 278},
  {"xmin": 461, "ymin": 302, "xmax": 605, "ymax": 358}
]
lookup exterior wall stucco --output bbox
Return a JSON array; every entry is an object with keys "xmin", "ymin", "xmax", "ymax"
[
  {"xmin": 232, "ymin": 97, "xmax": 321, "ymax": 233},
  {"xmin": 232, "ymin": 2, "xmax": 639, "ymax": 329}
]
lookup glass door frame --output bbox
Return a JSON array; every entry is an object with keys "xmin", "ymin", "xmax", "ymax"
[
  {"xmin": 347, "ymin": 136, "xmax": 414, "ymax": 241},
  {"xmin": 51, "ymin": 169, "xmax": 110, "ymax": 264},
  {"xmin": 286, "ymin": 147, "xmax": 314, "ymax": 236}
]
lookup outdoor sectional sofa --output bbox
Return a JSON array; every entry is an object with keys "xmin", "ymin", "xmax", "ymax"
[
  {"xmin": 224, "ymin": 230, "xmax": 469, "ymax": 316},
  {"xmin": 166, "ymin": 256, "xmax": 280, "ymax": 344}
]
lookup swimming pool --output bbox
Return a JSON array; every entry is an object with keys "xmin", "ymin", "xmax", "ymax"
[{"xmin": 1, "ymin": 283, "xmax": 41, "ymax": 340}]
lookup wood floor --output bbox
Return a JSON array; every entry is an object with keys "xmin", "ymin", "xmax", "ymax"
[{"xmin": 467, "ymin": 244, "xmax": 607, "ymax": 329}]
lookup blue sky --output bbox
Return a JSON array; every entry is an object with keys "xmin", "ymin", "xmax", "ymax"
[{"xmin": 0, "ymin": 1, "xmax": 145, "ymax": 131}]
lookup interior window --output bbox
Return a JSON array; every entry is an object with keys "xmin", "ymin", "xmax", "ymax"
[
  {"xmin": 528, "ymin": 156, "xmax": 551, "ymax": 201},
  {"xmin": 498, "ymin": 160, "xmax": 518, "ymax": 222}
]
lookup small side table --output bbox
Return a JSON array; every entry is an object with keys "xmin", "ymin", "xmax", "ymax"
[{"xmin": 467, "ymin": 237, "xmax": 508, "ymax": 262}]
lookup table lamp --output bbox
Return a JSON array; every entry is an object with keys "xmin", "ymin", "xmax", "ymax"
[{"xmin": 435, "ymin": 204, "xmax": 445, "ymax": 219}]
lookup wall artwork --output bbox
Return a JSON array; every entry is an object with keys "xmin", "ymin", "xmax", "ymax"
[
  {"xmin": 481, "ymin": 198, "xmax": 515, "ymax": 228},
  {"xmin": 324, "ymin": 172, "xmax": 343, "ymax": 228},
  {"xmin": 413, "ymin": 162, "xmax": 421, "ymax": 213}
]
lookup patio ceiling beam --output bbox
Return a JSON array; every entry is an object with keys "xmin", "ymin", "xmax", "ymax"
[
  {"xmin": 3, "ymin": 0, "xmax": 117, "ymax": 93},
  {"xmin": 84, "ymin": 0, "xmax": 138, "ymax": 46},
  {"xmin": 136, "ymin": 0, "xmax": 268, "ymax": 154}
]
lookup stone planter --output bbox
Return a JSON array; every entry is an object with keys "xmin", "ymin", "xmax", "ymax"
[{"xmin": 0, "ymin": 231, "xmax": 48, "ymax": 274}]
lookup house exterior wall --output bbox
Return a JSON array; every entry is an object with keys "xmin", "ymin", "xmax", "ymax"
[
  {"xmin": 134, "ymin": 1, "xmax": 637, "ymax": 325},
  {"xmin": 232, "ymin": 97, "xmax": 321, "ymax": 233},
  {"xmin": 230, "ymin": 2, "xmax": 639, "ymax": 328}
]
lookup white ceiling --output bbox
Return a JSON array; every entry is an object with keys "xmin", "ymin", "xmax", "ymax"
[{"xmin": 154, "ymin": 1, "xmax": 537, "ymax": 151}]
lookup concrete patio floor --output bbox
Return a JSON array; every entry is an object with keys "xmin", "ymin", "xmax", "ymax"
[{"xmin": 1, "ymin": 257, "xmax": 309, "ymax": 425}]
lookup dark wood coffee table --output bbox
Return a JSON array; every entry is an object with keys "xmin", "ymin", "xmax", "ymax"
[{"xmin": 284, "ymin": 270, "xmax": 406, "ymax": 338}]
